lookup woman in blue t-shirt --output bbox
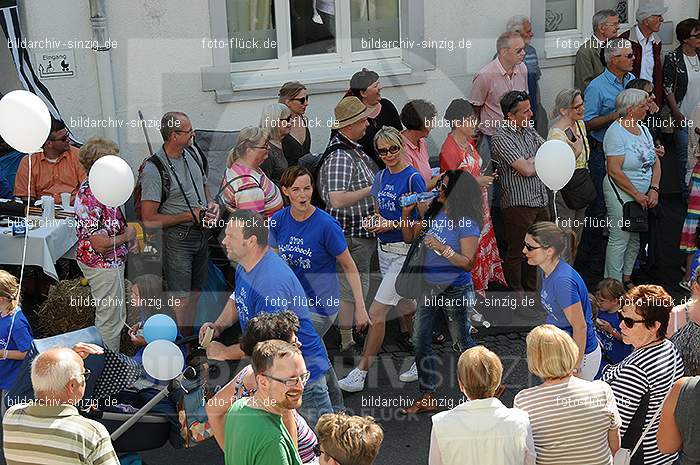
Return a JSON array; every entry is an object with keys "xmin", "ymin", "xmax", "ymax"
[
  {"xmin": 398, "ymin": 169, "xmax": 480, "ymax": 414},
  {"xmin": 523, "ymin": 222, "xmax": 601, "ymax": 380},
  {"xmin": 339, "ymin": 127, "xmax": 426, "ymax": 393}
]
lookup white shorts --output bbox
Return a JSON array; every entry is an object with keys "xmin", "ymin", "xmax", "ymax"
[
  {"xmin": 579, "ymin": 344, "xmax": 602, "ymax": 381},
  {"xmin": 374, "ymin": 242, "xmax": 411, "ymax": 306}
]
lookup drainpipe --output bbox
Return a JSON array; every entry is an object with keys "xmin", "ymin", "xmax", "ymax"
[{"xmin": 89, "ymin": 0, "xmax": 119, "ymax": 144}]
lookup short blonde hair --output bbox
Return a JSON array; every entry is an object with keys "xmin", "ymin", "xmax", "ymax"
[
  {"xmin": 316, "ymin": 413, "xmax": 384, "ymax": 465},
  {"xmin": 457, "ymin": 346, "xmax": 503, "ymax": 399},
  {"xmin": 373, "ymin": 126, "xmax": 403, "ymax": 150},
  {"xmin": 526, "ymin": 324, "xmax": 579, "ymax": 379},
  {"xmin": 226, "ymin": 126, "xmax": 269, "ymax": 166},
  {"xmin": 0, "ymin": 270, "xmax": 19, "ymax": 311},
  {"xmin": 260, "ymin": 103, "xmax": 292, "ymax": 141},
  {"xmin": 78, "ymin": 137, "xmax": 119, "ymax": 172}
]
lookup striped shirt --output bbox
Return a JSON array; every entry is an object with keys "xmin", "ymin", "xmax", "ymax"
[
  {"xmin": 220, "ymin": 162, "xmax": 283, "ymax": 217},
  {"xmin": 491, "ymin": 123, "xmax": 548, "ymax": 209},
  {"xmin": 319, "ymin": 133, "xmax": 377, "ymax": 238},
  {"xmin": 514, "ymin": 377, "xmax": 621, "ymax": 465},
  {"xmin": 2, "ymin": 403, "xmax": 120, "ymax": 465},
  {"xmin": 602, "ymin": 340, "xmax": 685, "ymax": 465}
]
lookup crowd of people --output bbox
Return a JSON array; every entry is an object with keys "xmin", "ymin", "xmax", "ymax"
[{"xmin": 1, "ymin": 3, "xmax": 700, "ymax": 465}]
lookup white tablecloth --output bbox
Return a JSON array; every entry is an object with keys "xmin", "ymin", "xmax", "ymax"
[{"xmin": 0, "ymin": 217, "xmax": 78, "ymax": 280}]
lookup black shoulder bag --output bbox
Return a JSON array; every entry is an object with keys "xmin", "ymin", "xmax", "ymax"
[
  {"xmin": 608, "ymin": 177, "xmax": 648, "ymax": 233},
  {"xmin": 560, "ymin": 121, "xmax": 597, "ymax": 210}
]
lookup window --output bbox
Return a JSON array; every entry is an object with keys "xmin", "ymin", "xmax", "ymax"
[
  {"xmin": 537, "ymin": 0, "xmax": 637, "ymax": 59},
  {"xmin": 202, "ymin": 0, "xmax": 431, "ymax": 102}
]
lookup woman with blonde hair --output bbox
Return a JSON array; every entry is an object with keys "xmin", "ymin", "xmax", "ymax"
[
  {"xmin": 279, "ymin": 81, "xmax": 311, "ymax": 165},
  {"xmin": 75, "ymin": 137, "xmax": 136, "ymax": 351},
  {"xmin": 514, "ymin": 325, "xmax": 621, "ymax": 465},
  {"xmin": 429, "ymin": 346, "xmax": 536, "ymax": 465},
  {"xmin": 259, "ymin": 103, "xmax": 292, "ymax": 185},
  {"xmin": 219, "ymin": 126, "xmax": 283, "ymax": 217}
]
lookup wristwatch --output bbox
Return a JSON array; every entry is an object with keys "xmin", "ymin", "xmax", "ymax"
[{"xmin": 649, "ymin": 185, "xmax": 659, "ymax": 192}]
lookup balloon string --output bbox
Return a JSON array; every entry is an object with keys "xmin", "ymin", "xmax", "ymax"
[
  {"xmin": 112, "ymin": 207, "xmax": 131, "ymax": 331},
  {"xmin": 553, "ymin": 190, "xmax": 559, "ymax": 226}
]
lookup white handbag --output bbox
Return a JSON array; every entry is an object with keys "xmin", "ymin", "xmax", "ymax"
[{"xmin": 612, "ymin": 359, "xmax": 678, "ymax": 465}]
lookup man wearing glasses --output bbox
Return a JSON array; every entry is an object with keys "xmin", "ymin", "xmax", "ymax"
[
  {"xmin": 3, "ymin": 346, "xmax": 119, "ymax": 465},
  {"xmin": 140, "ymin": 111, "xmax": 219, "ymax": 334},
  {"xmin": 225, "ymin": 340, "xmax": 307, "ymax": 465},
  {"xmin": 574, "ymin": 9, "xmax": 620, "ymax": 92},
  {"xmin": 583, "ymin": 38, "xmax": 636, "ymax": 276},
  {"xmin": 469, "ymin": 30, "xmax": 528, "ymax": 172},
  {"xmin": 13, "ymin": 118, "xmax": 85, "ymax": 203},
  {"xmin": 491, "ymin": 90, "xmax": 549, "ymax": 295}
]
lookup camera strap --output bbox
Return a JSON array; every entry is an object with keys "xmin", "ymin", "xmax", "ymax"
[{"xmin": 166, "ymin": 151, "xmax": 203, "ymax": 227}]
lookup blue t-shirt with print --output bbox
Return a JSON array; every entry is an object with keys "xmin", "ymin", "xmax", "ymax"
[
  {"xmin": 423, "ymin": 211, "xmax": 480, "ymax": 286},
  {"xmin": 0, "ymin": 309, "xmax": 33, "ymax": 390},
  {"xmin": 370, "ymin": 166, "xmax": 426, "ymax": 244},
  {"xmin": 539, "ymin": 261, "xmax": 598, "ymax": 354},
  {"xmin": 603, "ymin": 121, "xmax": 656, "ymax": 193},
  {"xmin": 595, "ymin": 310, "xmax": 633, "ymax": 377},
  {"xmin": 270, "ymin": 207, "xmax": 347, "ymax": 317},
  {"xmin": 232, "ymin": 251, "xmax": 330, "ymax": 382}
]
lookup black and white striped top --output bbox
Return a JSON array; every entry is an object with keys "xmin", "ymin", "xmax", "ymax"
[
  {"xmin": 602, "ymin": 339, "xmax": 685, "ymax": 465},
  {"xmin": 491, "ymin": 124, "xmax": 549, "ymax": 209}
]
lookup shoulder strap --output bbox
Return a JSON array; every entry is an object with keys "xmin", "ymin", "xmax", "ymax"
[
  {"xmin": 608, "ymin": 177, "xmax": 626, "ymax": 206},
  {"xmin": 630, "ymin": 355, "xmax": 679, "ymax": 457},
  {"xmin": 147, "ymin": 155, "xmax": 170, "ymax": 204},
  {"xmin": 316, "ymin": 142, "xmax": 350, "ymax": 185},
  {"xmin": 408, "ymin": 171, "xmax": 419, "ymax": 193},
  {"xmin": 576, "ymin": 121, "xmax": 589, "ymax": 163},
  {"xmin": 185, "ymin": 145, "xmax": 207, "ymax": 177}
]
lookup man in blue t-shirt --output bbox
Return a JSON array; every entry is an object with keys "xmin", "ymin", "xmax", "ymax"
[{"xmin": 199, "ymin": 210, "xmax": 332, "ymax": 427}]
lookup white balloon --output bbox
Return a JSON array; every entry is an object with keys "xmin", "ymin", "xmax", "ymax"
[
  {"xmin": 0, "ymin": 90, "xmax": 51, "ymax": 153},
  {"xmin": 535, "ymin": 140, "xmax": 576, "ymax": 191},
  {"xmin": 142, "ymin": 340, "xmax": 184, "ymax": 381},
  {"xmin": 88, "ymin": 155, "xmax": 135, "ymax": 207}
]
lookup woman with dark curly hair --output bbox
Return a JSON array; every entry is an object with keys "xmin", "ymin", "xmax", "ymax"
[
  {"xmin": 205, "ymin": 311, "xmax": 318, "ymax": 463},
  {"xmin": 398, "ymin": 170, "xmax": 481, "ymax": 414},
  {"xmin": 602, "ymin": 285, "xmax": 685, "ymax": 465}
]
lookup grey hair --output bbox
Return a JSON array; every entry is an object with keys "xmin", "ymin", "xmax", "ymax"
[
  {"xmin": 551, "ymin": 88, "xmax": 583, "ymax": 120},
  {"xmin": 160, "ymin": 111, "xmax": 189, "ymax": 141},
  {"xmin": 506, "ymin": 15, "xmax": 530, "ymax": 33},
  {"xmin": 227, "ymin": 126, "xmax": 269, "ymax": 166},
  {"xmin": 615, "ymin": 88, "xmax": 648, "ymax": 116},
  {"xmin": 592, "ymin": 9, "xmax": 618, "ymax": 32},
  {"xmin": 31, "ymin": 349, "xmax": 83, "ymax": 396},
  {"xmin": 259, "ymin": 103, "xmax": 292, "ymax": 142},
  {"xmin": 604, "ymin": 38, "xmax": 632, "ymax": 63},
  {"xmin": 496, "ymin": 31, "xmax": 522, "ymax": 53}
]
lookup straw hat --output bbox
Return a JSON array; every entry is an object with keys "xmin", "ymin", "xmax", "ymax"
[{"xmin": 332, "ymin": 97, "xmax": 374, "ymax": 129}]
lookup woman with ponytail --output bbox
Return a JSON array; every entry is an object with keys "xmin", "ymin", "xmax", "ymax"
[
  {"xmin": 523, "ymin": 222, "xmax": 601, "ymax": 380},
  {"xmin": 0, "ymin": 270, "xmax": 33, "ymax": 413}
]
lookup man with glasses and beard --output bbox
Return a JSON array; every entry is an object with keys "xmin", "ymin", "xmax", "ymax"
[
  {"xmin": 140, "ymin": 111, "xmax": 219, "ymax": 334},
  {"xmin": 225, "ymin": 339, "xmax": 308, "ymax": 465},
  {"xmin": 491, "ymin": 91, "xmax": 549, "ymax": 295},
  {"xmin": 13, "ymin": 118, "xmax": 85, "ymax": 203}
]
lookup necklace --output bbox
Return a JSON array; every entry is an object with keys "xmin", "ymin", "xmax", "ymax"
[{"xmin": 688, "ymin": 54, "xmax": 700, "ymax": 73}]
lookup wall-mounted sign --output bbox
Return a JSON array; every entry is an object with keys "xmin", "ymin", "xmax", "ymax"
[{"xmin": 35, "ymin": 49, "xmax": 75, "ymax": 79}]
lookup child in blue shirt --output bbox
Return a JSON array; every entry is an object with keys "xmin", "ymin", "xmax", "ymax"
[
  {"xmin": 594, "ymin": 278, "xmax": 632, "ymax": 378},
  {"xmin": 0, "ymin": 270, "xmax": 33, "ymax": 411}
]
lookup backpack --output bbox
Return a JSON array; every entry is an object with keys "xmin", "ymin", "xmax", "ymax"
[
  {"xmin": 305, "ymin": 142, "xmax": 348, "ymax": 209},
  {"xmin": 134, "ymin": 144, "xmax": 208, "ymax": 221}
]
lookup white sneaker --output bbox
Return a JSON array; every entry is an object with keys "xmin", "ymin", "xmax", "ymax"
[
  {"xmin": 338, "ymin": 367, "xmax": 367, "ymax": 393},
  {"xmin": 399, "ymin": 362, "xmax": 418, "ymax": 382}
]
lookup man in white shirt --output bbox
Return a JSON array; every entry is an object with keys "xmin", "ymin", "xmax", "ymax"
[{"xmin": 619, "ymin": 2, "xmax": 667, "ymax": 108}]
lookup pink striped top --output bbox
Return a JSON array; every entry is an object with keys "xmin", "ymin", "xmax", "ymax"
[{"xmin": 220, "ymin": 162, "xmax": 283, "ymax": 217}]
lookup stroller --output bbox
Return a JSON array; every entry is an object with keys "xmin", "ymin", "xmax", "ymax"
[{"xmin": 3, "ymin": 326, "xmax": 209, "ymax": 453}]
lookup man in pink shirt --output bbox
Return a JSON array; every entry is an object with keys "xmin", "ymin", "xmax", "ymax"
[
  {"xmin": 400, "ymin": 99, "xmax": 439, "ymax": 187},
  {"xmin": 469, "ymin": 31, "xmax": 528, "ymax": 171}
]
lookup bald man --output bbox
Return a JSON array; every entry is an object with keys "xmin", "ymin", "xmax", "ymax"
[{"xmin": 2, "ymin": 346, "xmax": 119, "ymax": 465}]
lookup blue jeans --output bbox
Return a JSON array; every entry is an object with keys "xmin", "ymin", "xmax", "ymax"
[
  {"xmin": 300, "ymin": 375, "xmax": 333, "ymax": 430},
  {"xmin": 413, "ymin": 282, "xmax": 477, "ymax": 394},
  {"xmin": 675, "ymin": 126, "xmax": 689, "ymax": 199},
  {"xmin": 310, "ymin": 312, "xmax": 345, "ymax": 412}
]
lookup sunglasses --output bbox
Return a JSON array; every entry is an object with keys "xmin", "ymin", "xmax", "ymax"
[
  {"xmin": 617, "ymin": 311, "xmax": 648, "ymax": 329},
  {"xmin": 377, "ymin": 145, "xmax": 400, "ymax": 156},
  {"xmin": 512, "ymin": 46, "xmax": 526, "ymax": 54},
  {"xmin": 523, "ymin": 241, "xmax": 542, "ymax": 251},
  {"xmin": 290, "ymin": 96, "xmax": 309, "ymax": 104},
  {"xmin": 251, "ymin": 144, "xmax": 270, "ymax": 150},
  {"xmin": 614, "ymin": 53, "xmax": 635, "ymax": 59}
]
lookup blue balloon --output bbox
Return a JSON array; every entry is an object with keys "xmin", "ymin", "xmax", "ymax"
[{"xmin": 143, "ymin": 314, "xmax": 178, "ymax": 343}]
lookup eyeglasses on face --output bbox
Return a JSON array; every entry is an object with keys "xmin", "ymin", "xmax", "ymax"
[
  {"xmin": 377, "ymin": 145, "xmax": 401, "ymax": 156},
  {"xmin": 570, "ymin": 102, "xmax": 585, "ymax": 110},
  {"xmin": 512, "ymin": 46, "xmax": 526, "ymax": 54},
  {"xmin": 79, "ymin": 369, "xmax": 91, "ymax": 382},
  {"xmin": 313, "ymin": 444, "xmax": 340, "ymax": 463},
  {"xmin": 175, "ymin": 129, "xmax": 194, "ymax": 135},
  {"xmin": 617, "ymin": 311, "xmax": 648, "ymax": 329},
  {"xmin": 50, "ymin": 130, "xmax": 69, "ymax": 142},
  {"xmin": 251, "ymin": 143, "xmax": 270, "ymax": 151},
  {"xmin": 264, "ymin": 371, "xmax": 311, "ymax": 387},
  {"xmin": 523, "ymin": 241, "xmax": 542, "ymax": 252},
  {"xmin": 614, "ymin": 53, "xmax": 635, "ymax": 59},
  {"xmin": 290, "ymin": 96, "xmax": 309, "ymax": 104}
]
